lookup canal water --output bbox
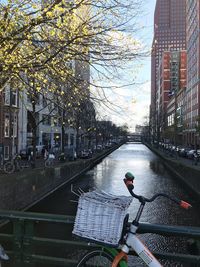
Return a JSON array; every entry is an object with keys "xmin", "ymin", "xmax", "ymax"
[{"xmin": 30, "ymin": 143, "xmax": 200, "ymax": 266}]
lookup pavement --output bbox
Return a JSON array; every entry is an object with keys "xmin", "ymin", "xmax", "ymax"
[
  {"xmin": 0, "ymin": 147, "xmax": 114, "ymax": 175},
  {"xmin": 152, "ymin": 145, "xmax": 200, "ymax": 170}
]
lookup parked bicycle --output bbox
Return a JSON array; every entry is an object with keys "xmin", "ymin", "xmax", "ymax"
[
  {"xmin": 3, "ymin": 154, "xmax": 24, "ymax": 174},
  {"xmin": 73, "ymin": 172, "xmax": 192, "ymax": 267},
  {"xmin": 0, "ymin": 155, "xmax": 19, "ymax": 174}
]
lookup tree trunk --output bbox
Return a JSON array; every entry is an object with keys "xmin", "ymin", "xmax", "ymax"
[
  {"xmin": 61, "ymin": 124, "xmax": 65, "ymax": 153},
  {"xmin": 31, "ymin": 102, "xmax": 37, "ymax": 168},
  {"xmin": 32, "ymin": 125, "xmax": 37, "ymax": 168}
]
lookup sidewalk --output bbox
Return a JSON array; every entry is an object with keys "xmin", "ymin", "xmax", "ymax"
[
  {"xmin": 145, "ymin": 143, "xmax": 200, "ymax": 200},
  {"xmin": 156, "ymin": 147, "xmax": 200, "ymax": 170},
  {"xmin": 0, "ymin": 154, "xmax": 88, "ymax": 175}
]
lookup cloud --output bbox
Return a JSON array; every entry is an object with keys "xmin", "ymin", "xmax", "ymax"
[{"xmin": 91, "ymin": 81, "xmax": 150, "ymax": 131}]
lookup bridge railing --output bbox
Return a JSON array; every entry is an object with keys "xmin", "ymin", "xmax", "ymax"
[{"xmin": 0, "ymin": 209, "xmax": 199, "ymax": 266}]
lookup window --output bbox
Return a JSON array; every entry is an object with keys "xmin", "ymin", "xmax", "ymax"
[
  {"xmin": 4, "ymin": 85, "xmax": 10, "ymax": 106},
  {"xmin": 4, "ymin": 114, "xmax": 10, "ymax": 137},
  {"xmin": 11, "ymin": 114, "xmax": 17, "ymax": 138},
  {"xmin": 11, "ymin": 90, "xmax": 17, "ymax": 106},
  {"xmin": 42, "ymin": 115, "xmax": 51, "ymax": 125},
  {"xmin": 4, "ymin": 146, "xmax": 9, "ymax": 160}
]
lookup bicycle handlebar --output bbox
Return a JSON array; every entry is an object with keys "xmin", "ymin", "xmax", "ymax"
[{"xmin": 123, "ymin": 178, "xmax": 192, "ymax": 209}]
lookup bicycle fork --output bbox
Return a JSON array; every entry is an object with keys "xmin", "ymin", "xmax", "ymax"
[{"xmin": 112, "ymin": 224, "xmax": 162, "ymax": 267}]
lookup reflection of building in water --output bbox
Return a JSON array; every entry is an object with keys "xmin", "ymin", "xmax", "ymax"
[
  {"xmin": 127, "ymin": 133, "xmax": 142, "ymax": 143},
  {"xmin": 149, "ymin": 161, "xmax": 165, "ymax": 175}
]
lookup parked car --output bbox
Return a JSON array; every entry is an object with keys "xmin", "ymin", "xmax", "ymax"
[
  {"xmin": 79, "ymin": 149, "xmax": 92, "ymax": 159},
  {"xmin": 179, "ymin": 147, "xmax": 191, "ymax": 157},
  {"xmin": 96, "ymin": 145, "xmax": 103, "ymax": 152},
  {"xmin": 186, "ymin": 149, "xmax": 196, "ymax": 159},
  {"xmin": 176, "ymin": 146, "xmax": 184, "ymax": 155},
  {"xmin": 105, "ymin": 142, "xmax": 112, "ymax": 148},
  {"xmin": 186, "ymin": 149, "xmax": 200, "ymax": 159}
]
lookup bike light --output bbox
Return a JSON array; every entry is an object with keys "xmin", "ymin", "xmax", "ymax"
[{"xmin": 180, "ymin": 200, "xmax": 192, "ymax": 209}]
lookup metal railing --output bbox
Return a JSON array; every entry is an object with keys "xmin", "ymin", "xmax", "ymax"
[{"xmin": 0, "ymin": 209, "xmax": 199, "ymax": 266}]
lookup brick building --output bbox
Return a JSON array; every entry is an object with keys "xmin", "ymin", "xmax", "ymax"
[
  {"xmin": 0, "ymin": 85, "xmax": 19, "ymax": 161},
  {"xmin": 164, "ymin": 51, "xmax": 187, "ymax": 145},
  {"xmin": 151, "ymin": 0, "xmax": 186, "ymax": 141}
]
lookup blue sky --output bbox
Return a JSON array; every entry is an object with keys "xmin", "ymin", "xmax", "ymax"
[
  {"xmin": 95, "ymin": 0, "xmax": 157, "ymax": 131},
  {"xmin": 137, "ymin": 0, "xmax": 156, "ymax": 81}
]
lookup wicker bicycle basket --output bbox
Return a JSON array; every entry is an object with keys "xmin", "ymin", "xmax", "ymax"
[{"xmin": 72, "ymin": 190, "xmax": 132, "ymax": 246}]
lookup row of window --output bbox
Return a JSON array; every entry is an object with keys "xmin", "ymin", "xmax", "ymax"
[
  {"xmin": 42, "ymin": 115, "xmax": 62, "ymax": 127},
  {"xmin": 3, "ymin": 111, "xmax": 65, "ymax": 139},
  {"xmin": 4, "ymin": 88, "xmax": 60, "ymax": 112}
]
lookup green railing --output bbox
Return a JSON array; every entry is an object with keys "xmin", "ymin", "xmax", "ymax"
[{"xmin": 0, "ymin": 209, "xmax": 199, "ymax": 266}]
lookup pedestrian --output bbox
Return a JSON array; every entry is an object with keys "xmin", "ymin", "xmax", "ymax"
[
  {"xmin": 29, "ymin": 151, "xmax": 34, "ymax": 168},
  {"xmin": 44, "ymin": 149, "xmax": 48, "ymax": 160}
]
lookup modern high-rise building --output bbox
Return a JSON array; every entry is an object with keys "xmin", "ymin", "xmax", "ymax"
[
  {"xmin": 159, "ymin": 51, "xmax": 187, "ymax": 144},
  {"xmin": 151, "ymin": 0, "xmax": 186, "ymax": 141},
  {"xmin": 185, "ymin": 1, "xmax": 200, "ymax": 147}
]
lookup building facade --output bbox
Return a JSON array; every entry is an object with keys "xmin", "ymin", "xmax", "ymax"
[
  {"xmin": 185, "ymin": 0, "xmax": 200, "ymax": 147},
  {"xmin": 18, "ymin": 90, "xmax": 77, "ymax": 153},
  {"xmin": 151, "ymin": 0, "xmax": 186, "ymax": 142},
  {"xmin": 164, "ymin": 51, "xmax": 187, "ymax": 145},
  {"xmin": 0, "ymin": 84, "xmax": 19, "ymax": 161},
  {"xmin": 0, "ymin": 85, "xmax": 77, "ymax": 161}
]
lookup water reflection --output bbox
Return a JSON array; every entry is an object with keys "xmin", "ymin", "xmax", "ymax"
[
  {"xmin": 30, "ymin": 143, "xmax": 200, "ymax": 267},
  {"xmin": 149, "ymin": 160, "xmax": 165, "ymax": 175},
  {"xmin": 85, "ymin": 144, "xmax": 200, "ymax": 227}
]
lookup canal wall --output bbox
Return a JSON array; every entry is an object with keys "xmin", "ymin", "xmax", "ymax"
[
  {"xmin": 145, "ymin": 144, "xmax": 200, "ymax": 200},
  {"xmin": 0, "ymin": 144, "xmax": 123, "ymax": 210}
]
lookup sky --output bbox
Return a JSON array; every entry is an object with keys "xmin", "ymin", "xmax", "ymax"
[{"xmin": 94, "ymin": 0, "xmax": 157, "ymax": 132}]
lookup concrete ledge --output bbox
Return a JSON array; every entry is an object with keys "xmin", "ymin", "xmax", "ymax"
[
  {"xmin": 145, "ymin": 143, "xmax": 200, "ymax": 200},
  {"xmin": 0, "ymin": 144, "xmax": 123, "ymax": 210}
]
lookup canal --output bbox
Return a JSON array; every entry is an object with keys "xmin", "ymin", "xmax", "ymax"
[{"xmin": 30, "ymin": 143, "xmax": 200, "ymax": 266}]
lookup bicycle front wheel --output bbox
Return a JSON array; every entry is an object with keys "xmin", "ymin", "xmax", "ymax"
[
  {"xmin": 77, "ymin": 248, "xmax": 127, "ymax": 267},
  {"xmin": 4, "ymin": 162, "xmax": 15, "ymax": 174}
]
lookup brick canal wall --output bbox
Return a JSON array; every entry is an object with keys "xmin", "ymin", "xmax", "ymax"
[
  {"xmin": 0, "ymin": 145, "xmax": 123, "ymax": 210},
  {"xmin": 145, "ymin": 144, "xmax": 200, "ymax": 200}
]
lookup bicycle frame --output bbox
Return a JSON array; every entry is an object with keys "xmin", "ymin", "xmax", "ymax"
[
  {"xmin": 112, "ymin": 201, "xmax": 162, "ymax": 267},
  {"xmin": 111, "ymin": 176, "xmax": 191, "ymax": 267},
  {"xmin": 121, "ymin": 225, "xmax": 162, "ymax": 267},
  {"xmin": 105, "ymin": 248, "xmax": 128, "ymax": 267},
  {"xmin": 75, "ymin": 176, "xmax": 191, "ymax": 267}
]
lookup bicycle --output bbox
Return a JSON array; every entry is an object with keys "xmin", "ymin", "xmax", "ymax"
[
  {"xmin": 73, "ymin": 172, "xmax": 192, "ymax": 267},
  {"xmin": 3, "ymin": 154, "xmax": 22, "ymax": 174},
  {"xmin": 0, "ymin": 156, "xmax": 16, "ymax": 174}
]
